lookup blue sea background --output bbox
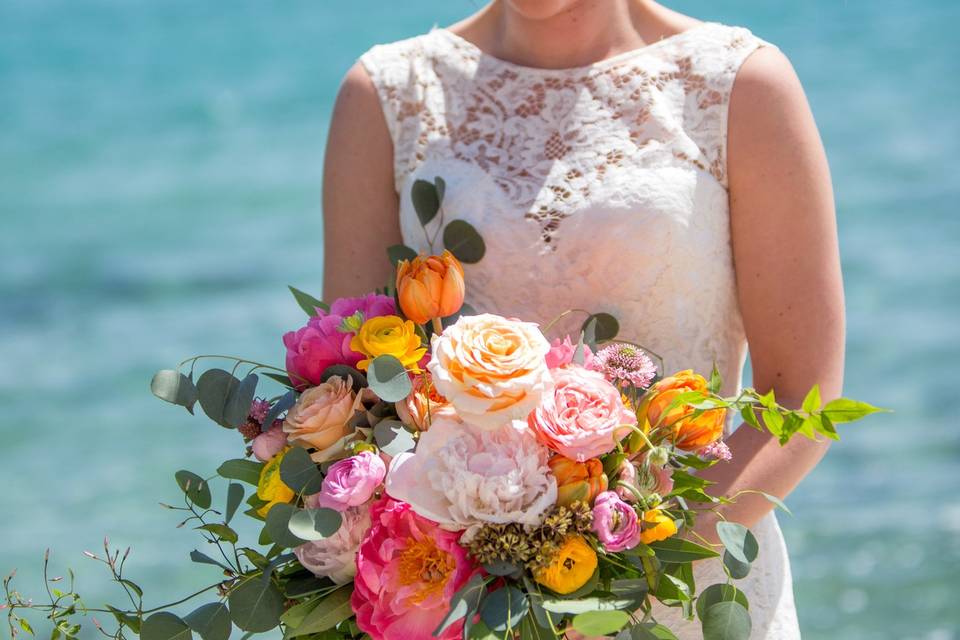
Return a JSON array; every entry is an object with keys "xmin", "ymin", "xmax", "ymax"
[{"xmin": 1, "ymin": 0, "xmax": 957, "ymax": 638}]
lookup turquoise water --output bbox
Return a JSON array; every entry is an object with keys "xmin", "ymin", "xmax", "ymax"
[{"xmin": 1, "ymin": 1, "xmax": 957, "ymax": 638}]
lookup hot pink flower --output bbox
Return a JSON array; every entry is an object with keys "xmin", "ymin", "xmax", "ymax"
[
  {"xmin": 527, "ymin": 365, "xmax": 637, "ymax": 461},
  {"xmin": 353, "ymin": 498, "xmax": 478, "ymax": 640},
  {"xmin": 592, "ymin": 491, "xmax": 641, "ymax": 552},
  {"xmin": 545, "ymin": 335, "xmax": 594, "ymax": 369},
  {"xmin": 329, "ymin": 294, "xmax": 396, "ymax": 320},
  {"xmin": 316, "ymin": 451, "xmax": 386, "ymax": 512}
]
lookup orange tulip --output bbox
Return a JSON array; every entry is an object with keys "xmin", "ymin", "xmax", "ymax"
[
  {"xmin": 549, "ymin": 455, "xmax": 608, "ymax": 507},
  {"xmin": 638, "ymin": 370, "xmax": 726, "ymax": 452},
  {"xmin": 396, "ymin": 251, "xmax": 465, "ymax": 324}
]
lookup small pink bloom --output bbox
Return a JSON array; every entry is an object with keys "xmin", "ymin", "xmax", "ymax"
[
  {"xmin": 316, "ymin": 451, "xmax": 386, "ymax": 512},
  {"xmin": 591, "ymin": 343, "xmax": 657, "ymax": 389},
  {"xmin": 527, "ymin": 365, "xmax": 637, "ymax": 461},
  {"xmin": 545, "ymin": 335, "xmax": 594, "ymax": 369},
  {"xmin": 638, "ymin": 461, "xmax": 674, "ymax": 497},
  {"xmin": 251, "ymin": 423, "xmax": 287, "ymax": 462},
  {"xmin": 702, "ymin": 440, "xmax": 733, "ymax": 462},
  {"xmin": 592, "ymin": 491, "xmax": 641, "ymax": 552},
  {"xmin": 614, "ymin": 460, "xmax": 639, "ymax": 503},
  {"xmin": 294, "ymin": 503, "xmax": 371, "ymax": 584}
]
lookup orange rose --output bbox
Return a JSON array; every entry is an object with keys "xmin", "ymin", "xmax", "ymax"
[
  {"xmin": 548, "ymin": 455, "xmax": 608, "ymax": 507},
  {"xmin": 638, "ymin": 370, "xmax": 726, "ymax": 451},
  {"xmin": 396, "ymin": 251, "xmax": 465, "ymax": 324}
]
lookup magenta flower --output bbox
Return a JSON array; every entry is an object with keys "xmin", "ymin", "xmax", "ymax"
[
  {"xmin": 316, "ymin": 451, "xmax": 386, "ymax": 512},
  {"xmin": 329, "ymin": 293, "xmax": 396, "ymax": 319},
  {"xmin": 591, "ymin": 343, "xmax": 657, "ymax": 389},
  {"xmin": 592, "ymin": 491, "xmax": 642, "ymax": 552}
]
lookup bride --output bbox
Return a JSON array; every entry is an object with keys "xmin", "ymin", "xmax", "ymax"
[{"xmin": 321, "ymin": 0, "xmax": 844, "ymax": 637}]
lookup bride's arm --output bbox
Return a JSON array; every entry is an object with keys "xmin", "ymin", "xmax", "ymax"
[
  {"xmin": 321, "ymin": 62, "xmax": 402, "ymax": 301},
  {"xmin": 691, "ymin": 46, "xmax": 846, "ymax": 544}
]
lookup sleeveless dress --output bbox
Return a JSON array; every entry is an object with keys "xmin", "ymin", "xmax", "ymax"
[{"xmin": 359, "ymin": 21, "xmax": 801, "ymax": 639}]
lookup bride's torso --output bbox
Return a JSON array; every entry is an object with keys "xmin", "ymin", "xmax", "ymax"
[{"xmin": 359, "ymin": 21, "xmax": 801, "ymax": 638}]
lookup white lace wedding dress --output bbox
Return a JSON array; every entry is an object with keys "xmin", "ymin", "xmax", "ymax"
[{"xmin": 359, "ymin": 21, "xmax": 801, "ymax": 639}]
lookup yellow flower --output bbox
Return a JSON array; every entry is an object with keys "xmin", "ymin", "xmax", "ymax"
[
  {"xmin": 534, "ymin": 536, "xmax": 598, "ymax": 595},
  {"xmin": 256, "ymin": 448, "xmax": 295, "ymax": 517},
  {"xmin": 350, "ymin": 315, "xmax": 427, "ymax": 373},
  {"xmin": 639, "ymin": 509, "xmax": 677, "ymax": 544}
]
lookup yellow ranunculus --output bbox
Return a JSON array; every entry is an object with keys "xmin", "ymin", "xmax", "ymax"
[
  {"xmin": 256, "ymin": 448, "xmax": 295, "ymax": 517},
  {"xmin": 534, "ymin": 536, "xmax": 598, "ymax": 595},
  {"xmin": 639, "ymin": 509, "xmax": 678, "ymax": 544},
  {"xmin": 350, "ymin": 315, "xmax": 427, "ymax": 373}
]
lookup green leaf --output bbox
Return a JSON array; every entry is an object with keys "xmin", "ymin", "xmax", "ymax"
[
  {"xmin": 653, "ymin": 572, "xmax": 691, "ymax": 604},
  {"xmin": 479, "ymin": 586, "xmax": 527, "ymax": 632},
  {"xmin": 217, "ymin": 459, "xmax": 263, "ymax": 486},
  {"xmin": 740, "ymin": 405, "xmax": 761, "ymax": 430},
  {"xmin": 225, "ymin": 373, "xmax": 259, "ymax": 429},
  {"xmin": 624, "ymin": 623, "xmax": 680, "ymax": 639},
  {"xmin": 482, "ymin": 560, "xmax": 521, "ymax": 577},
  {"xmin": 285, "ymin": 585, "xmax": 352, "ymax": 637},
  {"xmin": 701, "ymin": 601, "xmax": 751, "ymax": 640},
  {"xmin": 608, "ymin": 579, "xmax": 649, "ymax": 598},
  {"xmin": 387, "ymin": 244, "xmax": 419, "ymax": 267},
  {"xmin": 434, "ymin": 176, "xmax": 447, "ymax": 203},
  {"xmin": 707, "ymin": 364, "xmax": 722, "ymax": 395},
  {"xmin": 722, "ymin": 550, "xmax": 751, "ymax": 579},
  {"xmin": 197, "ymin": 523, "xmax": 238, "ymax": 544},
  {"xmin": 582, "ymin": 313, "xmax": 619, "ymax": 344},
  {"xmin": 225, "ymin": 483, "xmax": 244, "ymax": 524},
  {"xmin": 519, "ymin": 613, "xmax": 552, "ymax": 640},
  {"xmin": 649, "ymin": 538, "xmax": 720, "ymax": 563},
  {"xmin": 141, "ymin": 612, "xmax": 193, "ymax": 640},
  {"xmin": 321, "ymin": 365, "xmax": 367, "ymax": 391},
  {"xmin": 801, "ymin": 384, "xmax": 821, "ymax": 414},
  {"xmin": 227, "ymin": 576, "xmax": 285, "ymax": 633},
  {"xmin": 760, "ymin": 409, "xmax": 783, "ymax": 437},
  {"xmin": 715, "ymin": 522, "xmax": 758, "ymax": 564},
  {"xmin": 367, "ymin": 355, "xmax": 413, "ymax": 402},
  {"xmin": 184, "ymin": 603, "xmax": 231, "ymax": 640},
  {"xmin": 264, "ymin": 503, "xmax": 308, "ymax": 549},
  {"xmin": 279, "ymin": 597, "xmax": 320, "ymax": 629},
  {"xmin": 288, "ymin": 286, "xmax": 328, "ymax": 316},
  {"xmin": 696, "ymin": 584, "xmax": 749, "ymax": 621},
  {"xmin": 373, "ymin": 419, "xmax": 417, "ymax": 457},
  {"xmin": 443, "ymin": 219, "xmax": 486, "ymax": 264},
  {"xmin": 412, "ymin": 179, "xmax": 441, "ymax": 226},
  {"xmin": 261, "ymin": 390, "xmax": 297, "ymax": 429},
  {"xmin": 572, "ymin": 611, "xmax": 631, "ymax": 636},
  {"xmin": 757, "ymin": 491, "xmax": 792, "ymax": 515},
  {"xmin": 288, "ymin": 508, "xmax": 342, "ymax": 541},
  {"xmin": 278, "ymin": 446, "xmax": 324, "ymax": 495},
  {"xmin": 120, "ymin": 578, "xmax": 144, "ymax": 598},
  {"xmin": 18, "ymin": 618, "xmax": 34, "ymax": 635},
  {"xmin": 175, "ymin": 470, "xmax": 212, "ymax": 509},
  {"xmin": 196, "ymin": 369, "xmax": 242, "ymax": 428},
  {"xmin": 263, "ymin": 372, "xmax": 295, "ymax": 388},
  {"xmin": 189, "ymin": 550, "xmax": 233, "ymax": 573},
  {"xmin": 106, "ymin": 605, "xmax": 141, "ymax": 633},
  {"xmin": 433, "ymin": 573, "xmax": 487, "ymax": 637},
  {"xmin": 151, "ymin": 370, "xmax": 198, "ymax": 412},
  {"xmin": 822, "ymin": 398, "xmax": 885, "ymax": 423},
  {"xmin": 540, "ymin": 597, "xmax": 635, "ymax": 614},
  {"xmin": 757, "ymin": 389, "xmax": 776, "ymax": 409}
]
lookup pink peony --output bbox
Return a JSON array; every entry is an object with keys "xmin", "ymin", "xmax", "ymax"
[
  {"xmin": 352, "ymin": 498, "xmax": 478, "ymax": 640},
  {"xmin": 527, "ymin": 365, "xmax": 637, "ymax": 461},
  {"xmin": 316, "ymin": 451, "xmax": 386, "ymax": 512},
  {"xmin": 545, "ymin": 335, "xmax": 594, "ymax": 369},
  {"xmin": 294, "ymin": 502, "xmax": 371, "ymax": 584},
  {"xmin": 251, "ymin": 422, "xmax": 288, "ymax": 462},
  {"xmin": 592, "ymin": 491, "xmax": 642, "ymax": 552},
  {"xmin": 283, "ymin": 294, "xmax": 395, "ymax": 390}
]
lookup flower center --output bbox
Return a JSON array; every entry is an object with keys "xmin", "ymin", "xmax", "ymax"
[{"xmin": 397, "ymin": 537, "xmax": 455, "ymax": 604}]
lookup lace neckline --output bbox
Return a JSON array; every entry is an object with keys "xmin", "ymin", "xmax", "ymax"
[{"xmin": 431, "ymin": 21, "xmax": 717, "ymax": 75}]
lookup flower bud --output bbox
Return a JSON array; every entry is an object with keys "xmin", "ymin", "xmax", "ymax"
[
  {"xmin": 549, "ymin": 455, "xmax": 608, "ymax": 507},
  {"xmin": 649, "ymin": 446, "xmax": 670, "ymax": 467}
]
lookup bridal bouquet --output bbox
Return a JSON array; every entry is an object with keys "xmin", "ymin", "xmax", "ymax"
[{"xmin": 4, "ymin": 178, "xmax": 883, "ymax": 640}]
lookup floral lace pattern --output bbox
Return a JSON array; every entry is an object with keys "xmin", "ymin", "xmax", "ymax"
[{"xmin": 360, "ymin": 22, "xmax": 801, "ymax": 638}]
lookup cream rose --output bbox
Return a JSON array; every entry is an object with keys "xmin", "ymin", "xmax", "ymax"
[
  {"xmin": 428, "ymin": 313, "xmax": 553, "ymax": 429},
  {"xmin": 283, "ymin": 375, "xmax": 364, "ymax": 461}
]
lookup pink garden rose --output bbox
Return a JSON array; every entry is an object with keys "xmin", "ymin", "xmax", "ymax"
[
  {"xmin": 283, "ymin": 294, "xmax": 395, "ymax": 389},
  {"xmin": 527, "ymin": 365, "xmax": 637, "ymax": 461},
  {"xmin": 545, "ymin": 335, "xmax": 594, "ymax": 369},
  {"xmin": 293, "ymin": 501, "xmax": 371, "ymax": 584},
  {"xmin": 251, "ymin": 422, "xmax": 287, "ymax": 462},
  {"xmin": 316, "ymin": 451, "xmax": 386, "ymax": 512},
  {"xmin": 592, "ymin": 491, "xmax": 642, "ymax": 552},
  {"xmin": 353, "ymin": 498, "xmax": 478, "ymax": 640}
]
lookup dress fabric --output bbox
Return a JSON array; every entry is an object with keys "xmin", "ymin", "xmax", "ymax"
[{"xmin": 359, "ymin": 21, "xmax": 800, "ymax": 639}]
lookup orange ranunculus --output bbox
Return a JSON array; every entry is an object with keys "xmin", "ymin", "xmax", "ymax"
[
  {"xmin": 638, "ymin": 370, "xmax": 726, "ymax": 452},
  {"xmin": 396, "ymin": 251, "xmax": 465, "ymax": 324},
  {"xmin": 638, "ymin": 509, "xmax": 677, "ymax": 544},
  {"xmin": 548, "ymin": 455, "xmax": 608, "ymax": 507}
]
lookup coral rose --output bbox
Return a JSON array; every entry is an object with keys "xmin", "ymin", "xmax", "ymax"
[
  {"xmin": 638, "ymin": 370, "xmax": 726, "ymax": 451},
  {"xmin": 350, "ymin": 315, "xmax": 427, "ymax": 373},
  {"xmin": 282, "ymin": 375, "xmax": 363, "ymax": 462},
  {"xmin": 428, "ymin": 313, "xmax": 553, "ymax": 429},
  {"xmin": 396, "ymin": 251, "xmax": 465, "ymax": 324},
  {"xmin": 293, "ymin": 501, "xmax": 371, "ymax": 584},
  {"xmin": 528, "ymin": 365, "xmax": 637, "ymax": 461},
  {"xmin": 395, "ymin": 372, "xmax": 451, "ymax": 431},
  {"xmin": 533, "ymin": 536, "xmax": 598, "ymax": 595},
  {"xmin": 352, "ymin": 498, "xmax": 478, "ymax": 640}
]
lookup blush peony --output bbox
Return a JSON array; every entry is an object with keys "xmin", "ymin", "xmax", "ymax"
[
  {"xmin": 352, "ymin": 498, "xmax": 477, "ymax": 640},
  {"xmin": 428, "ymin": 313, "xmax": 553, "ymax": 429},
  {"xmin": 385, "ymin": 415, "xmax": 557, "ymax": 540},
  {"xmin": 293, "ymin": 500, "xmax": 371, "ymax": 584},
  {"xmin": 528, "ymin": 365, "xmax": 637, "ymax": 461}
]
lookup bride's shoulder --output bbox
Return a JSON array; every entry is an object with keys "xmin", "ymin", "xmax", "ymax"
[{"xmin": 357, "ymin": 29, "xmax": 448, "ymax": 76}]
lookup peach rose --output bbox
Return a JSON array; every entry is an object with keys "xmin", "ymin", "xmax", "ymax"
[
  {"xmin": 283, "ymin": 375, "xmax": 363, "ymax": 461},
  {"xmin": 638, "ymin": 370, "xmax": 726, "ymax": 451},
  {"xmin": 395, "ymin": 372, "xmax": 452, "ymax": 431},
  {"xmin": 428, "ymin": 313, "xmax": 552, "ymax": 429}
]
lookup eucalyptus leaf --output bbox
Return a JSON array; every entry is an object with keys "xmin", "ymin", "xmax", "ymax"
[
  {"xmin": 217, "ymin": 459, "xmax": 264, "ymax": 486},
  {"xmin": 224, "ymin": 373, "xmax": 258, "ymax": 429},
  {"xmin": 582, "ymin": 312, "xmax": 619, "ymax": 343},
  {"xmin": 482, "ymin": 560, "xmax": 521, "ymax": 577},
  {"xmin": 175, "ymin": 470, "xmax": 212, "ymax": 509},
  {"xmin": 196, "ymin": 369, "xmax": 241, "ymax": 428},
  {"xmin": 701, "ymin": 601, "xmax": 751, "ymax": 640},
  {"xmin": 715, "ymin": 522, "xmax": 758, "ymax": 564},
  {"xmin": 540, "ymin": 597, "xmax": 634, "ymax": 614},
  {"xmin": 572, "ymin": 611, "xmax": 631, "ymax": 636},
  {"xmin": 288, "ymin": 508, "xmax": 342, "ymax": 541},
  {"xmin": 151, "ymin": 370, "xmax": 198, "ymax": 412},
  {"xmin": 757, "ymin": 491, "xmax": 791, "ymax": 515},
  {"xmin": 722, "ymin": 550, "xmax": 751, "ymax": 580},
  {"xmin": 412, "ymin": 179, "xmax": 441, "ymax": 226},
  {"xmin": 264, "ymin": 503, "xmax": 309, "ymax": 549},
  {"xmin": 184, "ymin": 603, "xmax": 231, "ymax": 640},
  {"xmin": 479, "ymin": 586, "xmax": 527, "ymax": 632},
  {"xmin": 627, "ymin": 623, "xmax": 680, "ymax": 640},
  {"xmin": 367, "ymin": 355, "xmax": 412, "ymax": 402},
  {"xmin": 288, "ymin": 286, "xmax": 328, "ymax": 316},
  {"xmin": 371, "ymin": 420, "xmax": 416, "ymax": 457},
  {"xmin": 433, "ymin": 573, "xmax": 487, "ymax": 637},
  {"xmin": 228, "ymin": 577, "xmax": 284, "ymax": 633},
  {"xmin": 387, "ymin": 244, "xmax": 419, "ymax": 267},
  {"xmin": 285, "ymin": 586, "xmax": 352, "ymax": 637},
  {"xmin": 261, "ymin": 390, "xmax": 297, "ymax": 429},
  {"xmin": 434, "ymin": 176, "xmax": 446, "ymax": 203},
  {"xmin": 696, "ymin": 584, "xmax": 749, "ymax": 621},
  {"xmin": 321, "ymin": 365, "xmax": 367, "ymax": 390},
  {"xmin": 278, "ymin": 446, "xmax": 324, "ymax": 495},
  {"xmin": 225, "ymin": 483, "xmax": 244, "ymax": 524},
  {"xmin": 141, "ymin": 612, "xmax": 193, "ymax": 640},
  {"xmin": 443, "ymin": 219, "xmax": 486, "ymax": 264}
]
